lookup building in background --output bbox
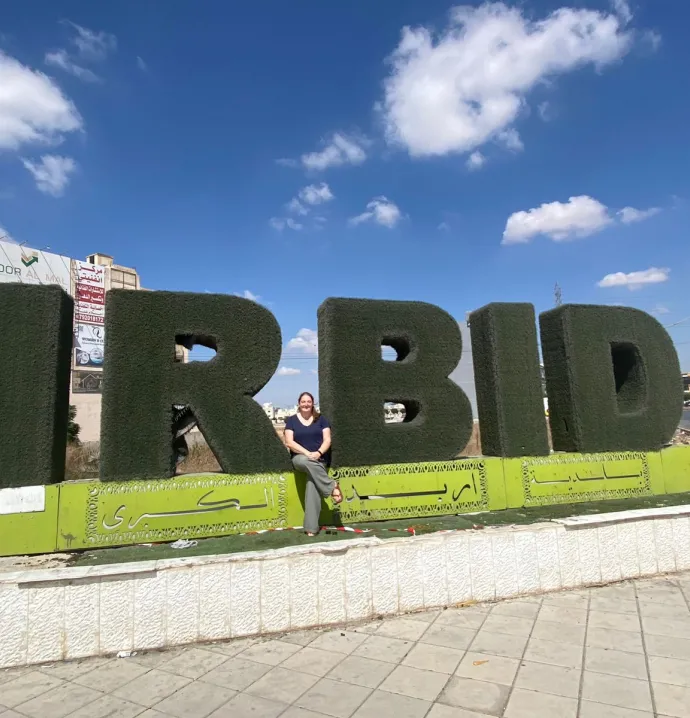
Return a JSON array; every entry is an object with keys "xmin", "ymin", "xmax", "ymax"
[
  {"xmin": 70, "ymin": 253, "xmax": 143, "ymax": 442},
  {"xmin": 0, "ymin": 239, "xmax": 144, "ymax": 443},
  {"xmin": 262, "ymin": 403, "xmax": 275, "ymax": 420}
]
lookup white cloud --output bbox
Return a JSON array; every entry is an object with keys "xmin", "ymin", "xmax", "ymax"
[
  {"xmin": 503, "ymin": 196, "xmax": 664, "ymax": 244},
  {"xmin": 617, "ymin": 206, "xmax": 661, "ymax": 224},
  {"xmin": 269, "ymin": 217, "xmax": 303, "ymax": 231},
  {"xmin": 380, "ymin": 2, "xmax": 637, "ymax": 158},
  {"xmin": 45, "ymin": 50, "xmax": 100, "ymax": 83},
  {"xmin": 651, "ymin": 304, "xmax": 670, "ymax": 315},
  {"xmin": 22, "ymin": 155, "xmax": 77, "ymax": 196},
  {"xmin": 136, "ymin": 56, "xmax": 148, "ymax": 72},
  {"xmin": 466, "ymin": 151, "xmax": 486, "ymax": 170},
  {"xmin": 46, "ymin": 23, "xmax": 116, "ymax": 82},
  {"xmin": 497, "ymin": 128, "xmax": 524, "ymax": 152},
  {"xmin": 67, "ymin": 22, "xmax": 117, "ymax": 61},
  {"xmin": 643, "ymin": 30, "xmax": 662, "ymax": 52},
  {"xmin": 286, "ymin": 328, "xmax": 318, "ymax": 355},
  {"xmin": 438, "ymin": 221, "xmax": 450, "ymax": 231},
  {"xmin": 286, "ymin": 198, "xmax": 309, "ymax": 215},
  {"xmin": 301, "ymin": 133, "xmax": 367, "ymax": 171},
  {"xmin": 277, "ymin": 366, "xmax": 301, "ymax": 376},
  {"xmin": 234, "ymin": 290, "xmax": 261, "ymax": 303},
  {"xmin": 349, "ymin": 196, "xmax": 402, "ymax": 228},
  {"xmin": 597, "ymin": 267, "xmax": 670, "ymax": 291},
  {"xmin": 299, "ymin": 182, "xmax": 334, "ymax": 205},
  {"xmin": 0, "ymin": 225, "xmax": 16, "ymax": 243},
  {"xmin": 0, "ymin": 52, "xmax": 82, "ymax": 151},
  {"xmin": 612, "ymin": 0, "xmax": 633, "ymax": 26},
  {"xmin": 276, "ymin": 157, "xmax": 299, "ymax": 168},
  {"xmin": 502, "ymin": 195, "xmax": 613, "ymax": 244},
  {"xmin": 285, "ymin": 183, "xmax": 335, "ymax": 219},
  {"xmin": 538, "ymin": 101, "xmax": 553, "ymax": 121}
]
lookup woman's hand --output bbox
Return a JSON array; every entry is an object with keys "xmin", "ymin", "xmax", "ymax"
[{"xmin": 307, "ymin": 451, "xmax": 321, "ymax": 461}]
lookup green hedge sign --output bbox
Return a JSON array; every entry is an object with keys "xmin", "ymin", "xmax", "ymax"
[{"xmin": 0, "ymin": 285, "xmax": 686, "ymax": 556}]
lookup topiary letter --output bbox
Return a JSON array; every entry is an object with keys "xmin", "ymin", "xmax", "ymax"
[
  {"xmin": 470, "ymin": 303, "xmax": 549, "ymax": 457},
  {"xmin": 540, "ymin": 304, "xmax": 683, "ymax": 452},
  {"xmin": 0, "ymin": 284, "xmax": 73, "ymax": 488},
  {"xmin": 100, "ymin": 290, "xmax": 290, "ymax": 481},
  {"xmin": 318, "ymin": 298, "xmax": 473, "ymax": 467}
]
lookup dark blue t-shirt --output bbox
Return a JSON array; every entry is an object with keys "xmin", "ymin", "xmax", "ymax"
[{"xmin": 286, "ymin": 414, "xmax": 331, "ymax": 461}]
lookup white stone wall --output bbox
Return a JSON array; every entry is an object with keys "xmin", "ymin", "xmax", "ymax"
[
  {"xmin": 69, "ymin": 392, "xmax": 102, "ymax": 444},
  {"xmin": 1, "ymin": 506, "xmax": 690, "ymax": 669}
]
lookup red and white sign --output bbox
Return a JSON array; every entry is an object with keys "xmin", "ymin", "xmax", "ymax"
[
  {"xmin": 74, "ymin": 261, "xmax": 106, "ymax": 326},
  {"xmin": 76, "ymin": 284, "xmax": 105, "ymax": 304},
  {"xmin": 76, "ymin": 262, "xmax": 106, "ymax": 288}
]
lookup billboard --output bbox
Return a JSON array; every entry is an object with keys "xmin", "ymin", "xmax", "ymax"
[
  {"xmin": 74, "ymin": 261, "xmax": 105, "ymax": 325},
  {"xmin": 0, "ymin": 240, "xmax": 71, "ymax": 292},
  {"xmin": 74, "ymin": 323, "xmax": 105, "ymax": 367},
  {"xmin": 72, "ymin": 370, "xmax": 103, "ymax": 393}
]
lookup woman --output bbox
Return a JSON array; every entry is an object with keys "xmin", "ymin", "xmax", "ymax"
[{"xmin": 284, "ymin": 392, "xmax": 342, "ymax": 535}]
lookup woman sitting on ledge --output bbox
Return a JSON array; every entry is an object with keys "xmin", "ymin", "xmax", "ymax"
[{"xmin": 285, "ymin": 392, "xmax": 343, "ymax": 536}]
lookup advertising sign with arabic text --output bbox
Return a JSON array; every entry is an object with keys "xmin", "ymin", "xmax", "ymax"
[
  {"xmin": 74, "ymin": 260, "xmax": 105, "ymax": 325},
  {"xmin": 56, "ymin": 473, "xmax": 288, "ymax": 549}
]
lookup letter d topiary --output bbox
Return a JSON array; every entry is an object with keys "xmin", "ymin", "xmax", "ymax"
[{"xmin": 540, "ymin": 304, "xmax": 683, "ymax": 452}]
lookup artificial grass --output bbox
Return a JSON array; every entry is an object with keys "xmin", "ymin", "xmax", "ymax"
[
  {"xmin": 0, "ymin": 285, "xmax": 73, "ymax": 487},
  {"xmin": 100, "ymin": 290, "xmax": 291, "ymax": 481},
  {"xmin": 69, "ymin": 490, "xmax": 690, "ymax": 566},
  {"xmin": 318, "ymin": 298, "xmax": 474, "ymax": 467},
  {"xmin": 540, "ymin": 304, "xmax": 683, "ymax": 453},
  {"xmin": 470, "ymin": 303, "xmax": 549, "ymax": 457}
]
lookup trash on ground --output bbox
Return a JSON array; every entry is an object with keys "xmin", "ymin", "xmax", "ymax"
[{"xmin": 170, "ymin": 539, "xmax": 198, "ymax": 549}]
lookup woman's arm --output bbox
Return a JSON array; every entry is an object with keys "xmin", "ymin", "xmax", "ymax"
[
  {"xmin": 317, "ymin": 427, "xmax": 331, "ymax": 458},
  {"xmin": 284, "ymin": 429, "xmax": 311, "ymax": 456}
]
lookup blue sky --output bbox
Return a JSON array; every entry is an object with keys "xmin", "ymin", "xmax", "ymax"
[{"xmin": 2, "ymin": 0, "xmax": 689, "ymax": 406}]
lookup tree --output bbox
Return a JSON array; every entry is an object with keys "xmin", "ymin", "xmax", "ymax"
[{"xmin": 67, "ymin": 405, "xmax": 81, "ymax": 445}]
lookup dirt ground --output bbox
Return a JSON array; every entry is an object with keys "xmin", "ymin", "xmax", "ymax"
[{"xmin": 67, "ymin": 421, "xmax": 485, "ymax": 479}]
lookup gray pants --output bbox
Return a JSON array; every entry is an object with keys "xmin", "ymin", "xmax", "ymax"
[{"xmin": 292, "ymin": 454, "xmax": 336, "ymax": 533}]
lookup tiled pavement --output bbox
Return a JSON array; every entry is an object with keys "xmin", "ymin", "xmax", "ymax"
[{"xmin": 2, "ymin": 573, "xmax": 690, "ymax": 718}]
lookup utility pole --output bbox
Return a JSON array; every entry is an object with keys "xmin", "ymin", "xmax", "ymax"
[{"xmin": 554, "ymin": 282, "xmax": 562, "ymax": 307}]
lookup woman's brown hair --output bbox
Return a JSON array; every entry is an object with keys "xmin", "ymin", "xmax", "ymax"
[{"xmin": 298, "ymin": 392, "xmax": 320, "ymax": 420}]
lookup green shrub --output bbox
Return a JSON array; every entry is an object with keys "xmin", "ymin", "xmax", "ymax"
[
  {"xmin": 318, "ymin": 298, "xmax": 473, "ymax": 467},
  {"xmin": 470, "ymin": 303, "xmax": 549, "ymax": 457},
  {"xmin": 540, "ymin": 304, "xmax": 683, "ymax": 452},
  {"xmin": 67, "ymin": 405, "xmax": 81, "ymax": 446},
  {"xmin": 100, "ymin": 290, "xmax": 290, "ymax": 481},
  {"xmin": 0, "ymin": 284, "xmax": 73, "ymax": 487}
]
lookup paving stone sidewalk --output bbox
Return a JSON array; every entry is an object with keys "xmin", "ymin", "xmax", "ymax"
[{"xmin": 2, "ymin": 572, "xmax": 690, "ymax": 718}]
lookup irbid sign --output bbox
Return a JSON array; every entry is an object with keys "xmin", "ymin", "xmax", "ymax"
[{"xmin": 0, "ymin": 284, "xmax": 688, "ymax": 556}]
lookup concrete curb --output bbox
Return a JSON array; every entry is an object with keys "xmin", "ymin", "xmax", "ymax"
[{"xmin": 2, "ymin": 505, "xmax": 690, "ymax": 668}]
